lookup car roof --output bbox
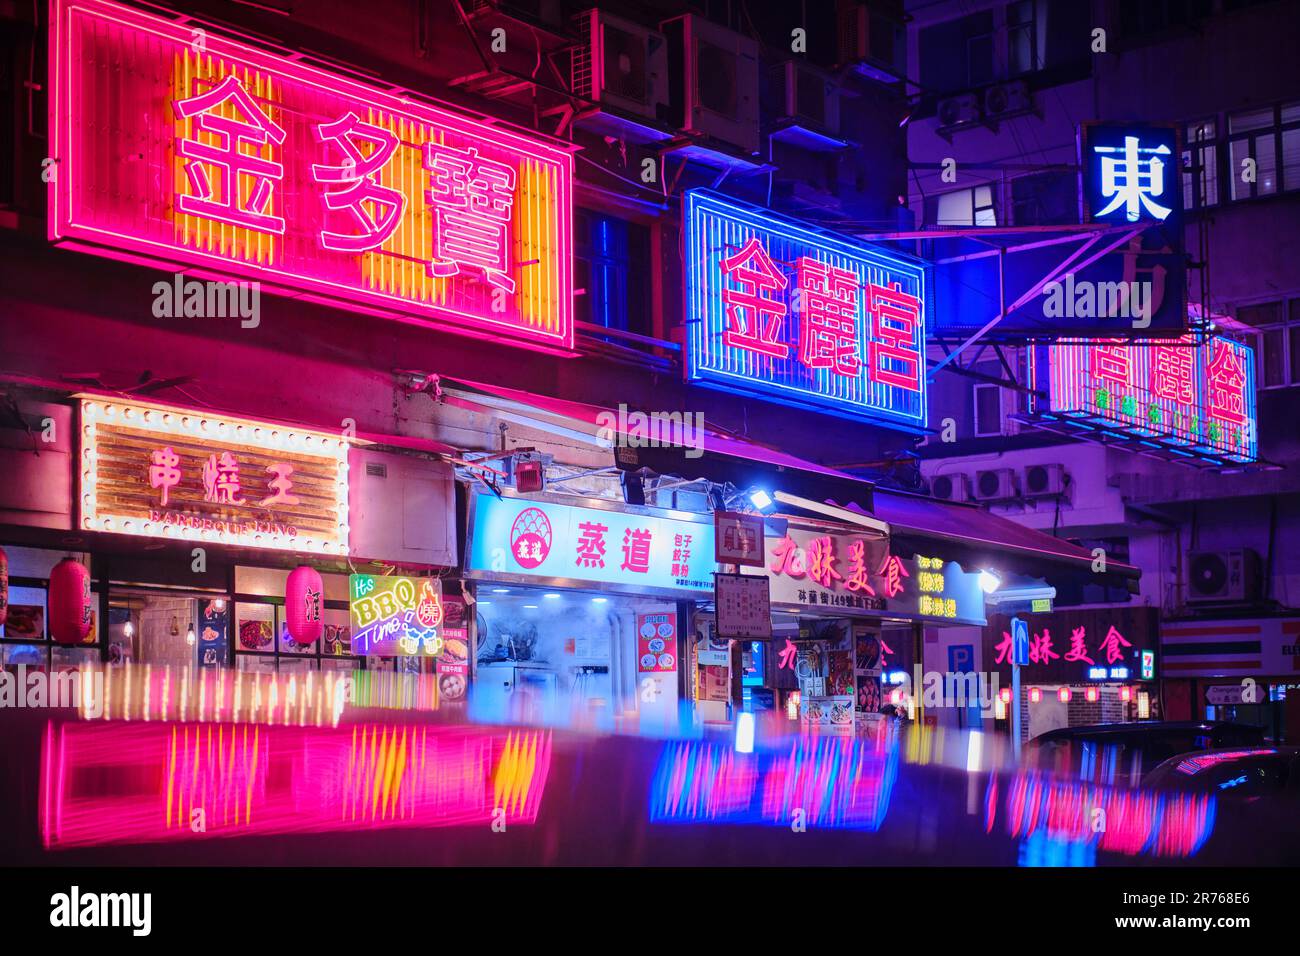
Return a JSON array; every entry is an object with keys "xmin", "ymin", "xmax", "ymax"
[
  {"xmin": 1149, "ymin": 745, "xmax": 1300, "ymax": 776},
  {"xmin": 1032, "ymin": 721, "xmax": 1260, "ymax": 741}
]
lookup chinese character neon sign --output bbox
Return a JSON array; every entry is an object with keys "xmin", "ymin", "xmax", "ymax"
[
  {"xmin": 1081, "ymin": 124, "xmax": 1181, "ymax": 226},
  {"xmin": 79, "ymin": 398, "xmax": 350, "ymax": 556},
  {"xmin": 1030, "ymin": 334, "xmax": 1257, "ymax": 462},
  {"xmin": 685, "ymin": 191, "xmax": 928, "ymax": 429},
  {"xmin": 49, "ymin": 0, "xmax": 573, "ymax": 351}
]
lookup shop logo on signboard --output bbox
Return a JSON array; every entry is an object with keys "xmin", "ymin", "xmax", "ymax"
[
  {"xmin": 1080, "ymin": 124, "xmax": 1181, "ymax": 226},
  {"xmin": 684, "ymin": 191, "xmax": 928, "ymax": 430},
  {"xmin": 49, "ymin": 0, "xmax": 574, "ymax": 352},
  {"xmin": 509, "ymin": 507, "xmax": 553, "ymax": 569}
]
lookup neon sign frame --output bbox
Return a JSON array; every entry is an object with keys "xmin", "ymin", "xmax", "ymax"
[
  {"xmin": 48, "ymin": 0, "xmax": 574, "ymax": 352},
  {"xmin": 684, "ymin": 190, "xmax": 929, "ymax": 430},
  {"xmin": 1027, "ymin": 334, "xmax": 1258, "ymax": 463}
]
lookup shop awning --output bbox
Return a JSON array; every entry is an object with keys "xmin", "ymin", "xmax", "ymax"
[
  {"xmin": 852, "ymin": 488, "xmax": 1141, "ymax": 585},
  {"xmin": 437, "ymin": 376, "xmax": 1140, "ymax": 590},
  {"xmin": 436, "ymin": 376, "xmax": 877, "ymax": 508}
]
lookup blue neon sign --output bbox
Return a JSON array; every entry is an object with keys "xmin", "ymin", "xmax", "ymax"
[
  {"xmin": 1080, "ymin": 124, "xmax": 1181, "ymax": 225},
  {"xmin": 684, "ymin": 190, "xmax": 928, "ymax": 429}
]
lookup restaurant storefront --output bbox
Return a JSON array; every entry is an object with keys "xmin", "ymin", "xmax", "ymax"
[
  {"xmin": 463, "ymin": 489, "xmax": 717, "ymax": 732},
  {"xmin": 1161, "ymin": 616, "xmax": 1300, "ymax": 743},
  {"xmin": 0, "ymin": 393, "xmax": 462, "ymax": 687},
  {"xmin": 984, "ymin": 606, "xmax": 1161, "ymax": 741},
  {"xmin": 699, "ymin": 516, "xmax": 988, "ymax": 732}
]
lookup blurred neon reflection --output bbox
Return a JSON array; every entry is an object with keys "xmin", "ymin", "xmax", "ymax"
[
  {"xmin": 40, "ymin": 721, "xmax": 550, "ymax": 848},
  {"xmin": 985, "ymin": 771, "xmax": 1216, "ymax": 861},
  {"xmin": 649, "ymin": 736, "xmax": 898, "ymax": 830}
]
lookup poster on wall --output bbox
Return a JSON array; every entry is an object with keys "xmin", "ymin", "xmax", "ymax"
[
  {"xmin": 197, "ymin": 599, "xmax": 229, "ymax": 668},
  {"xmin": 637, "ymin": 612, "xmax": 678, "ymax": 673},
  {"xmin": 436, "ymin": 598, "xmax": 470, "ymax": 702}
]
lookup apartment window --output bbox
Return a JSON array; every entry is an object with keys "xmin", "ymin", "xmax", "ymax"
[
  {"xmin": 1226, "ymin": 102, "xmax": 1300, "ymax": 199},
  {"xmin": 1011, "ymin": 170, "xmax": 1076, "ymax": 225},
  {"xmin": 1181, "ymin": 118, "xmax": 1219, "ymax": 209},
  {"xmin": 1119, "ymin": 0, "xmax": 1212, "ymax": 39},
  {"xmin": 574, "ymin": 210, "xmax": 650, "ymax": 335},
  {"xmin": 1239, "ymin": 298, "xmax": 1300, "ymax": 389},
  {"xmin": 919, "ymin": 10, "xmax": 994, "ymax": 95},
  {"xmin": 1007, "ymin": 1, "xmax": 1041, "ymax": 75},
  {"xmin": 973, "ymin": 384, "xmax": 1004, "ymax": 436},
  {"xmin": 930, "ymin": 185, "xmax": 998, "ymax": 226}
]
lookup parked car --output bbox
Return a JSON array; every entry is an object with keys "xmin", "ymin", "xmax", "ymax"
[
  {"xmin": 1143, "ymin": 747, "xmax": 1300, "ymax": 801},
  {"xmin": 1021, "ymin": 721, "xmax": 1266, "ymax": 784}
]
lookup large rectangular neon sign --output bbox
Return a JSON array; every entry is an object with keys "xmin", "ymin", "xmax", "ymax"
[
  {"xmin": 684, "ymin": 190, "xmax": 928, "ymax": 429},
  {"xmin": 49, "ymin": 0, "xmax": 574, "ymax": 351},
  {"xmin": 1029, "ymin": 334, "xmax": 1257, "ymax": 462}
]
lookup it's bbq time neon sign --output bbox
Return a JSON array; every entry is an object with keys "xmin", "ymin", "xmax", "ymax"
[{"xmin": 48, "ymin": 0, "xmax": 574, "ymax": 352}]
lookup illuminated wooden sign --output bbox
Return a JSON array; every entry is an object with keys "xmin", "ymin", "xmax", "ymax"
[{"xmin": 78, "ymin": 399, "xmax": 349, "ymax": 555}]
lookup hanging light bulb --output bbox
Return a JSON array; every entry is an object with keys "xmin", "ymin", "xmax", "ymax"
[
  {"xmin": 123, "ymin": 620, "xmax": 135, "ymax": 639},
  {"xmin": 186, "ymin": 625, "xmax": 196, "ymax": 646}
]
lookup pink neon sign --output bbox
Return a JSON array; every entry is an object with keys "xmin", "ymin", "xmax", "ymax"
[{"xmin": 49, "ymin": 0, "xmax": 574, "ymax": 351}]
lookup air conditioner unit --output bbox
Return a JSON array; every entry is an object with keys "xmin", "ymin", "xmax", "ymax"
[
  {"xmin": 937, "ymin": 93, "xmax": 982, "ymax": 129},
  {"xmin": 930, "ymin": 472, "xmax": 971, "ymax": 503},
  {"xmin": 1187, "ymin": 549, "xmax": 1262, "ymax": 604},
  {"xmin": 662, "ymin": 14, "xmax": 760, "ymax": 155},
  {"xmin": 973, "ymin": 468, "xmax": 1019, "ymax": 501},
  {"xmin": 983, "ymin": 80, "xmax": 1032, "ymax": 121},
  {"xmin": 572, "ymin": 9, "xmax": 667, "ymax": 121},
  {"xmin": 775, "ymin": 60, "xmax": 840, "ymax": 133},
  {"xmin": 1023, "ymin": 463, "xmax": 1068, "ymax": 497},
  {"xmin": 836, "ymin": 1, "xmax": 906, "ymax": 82}
]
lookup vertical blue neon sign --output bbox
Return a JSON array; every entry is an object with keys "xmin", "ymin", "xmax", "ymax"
[{"xmin": 684, "ymin": 190, "xmax": 928, "ymax": 430}]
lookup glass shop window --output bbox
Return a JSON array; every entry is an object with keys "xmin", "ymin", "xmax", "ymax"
[{"xmin": 0, "ymin": 546, "xmax": 100, "ymax": 669}]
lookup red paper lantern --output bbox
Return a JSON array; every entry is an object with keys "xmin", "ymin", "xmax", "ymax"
[
  {"xmin": 0, "ymin": 545, "xmax": 8, "ymax": 628},
  {"xmin": 49, "ymin": 557, "xmax": 93, "ymax": 645},
  {"xmin": 285, "ymin": 564, "xmax": 324, "ymax": 645}
]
